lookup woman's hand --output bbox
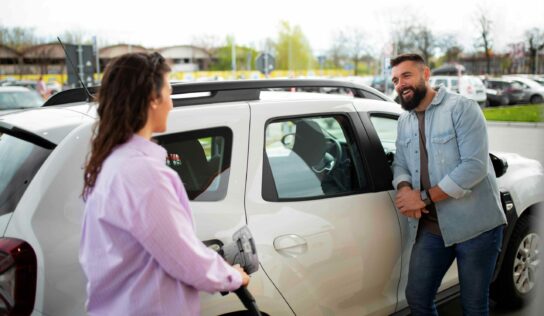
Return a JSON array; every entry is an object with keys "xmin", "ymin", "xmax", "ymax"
[{"xmin": 233, "ymin": 264, "xmax": 250, "ymax": 286}]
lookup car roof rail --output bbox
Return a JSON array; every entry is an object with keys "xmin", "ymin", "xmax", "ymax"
[{"xmin": 43, "ymin": 79, "xmax": 387, "ymax": 107}]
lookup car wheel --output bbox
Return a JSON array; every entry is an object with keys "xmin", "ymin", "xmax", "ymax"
[
  {"xmin": 492, "ymin": 215, "xmax": 540, "ymax": 307},
  {"xmin": 500, "ymin": 96, "xmax": 510, "ymax": 106},
  {"xmin": 530, "ymin": 95, "xmax": 543, "ymax": 104}
]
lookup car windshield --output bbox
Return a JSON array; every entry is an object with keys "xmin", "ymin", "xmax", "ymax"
[
  {"xmin": 0, "ymin": 133, "xmax": 52, "ymax": 215},
  {"xmin": 0, "ymin": 90, "xmax": 43, "ymax": 110}
]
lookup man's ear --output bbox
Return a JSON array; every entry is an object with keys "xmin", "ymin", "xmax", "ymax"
[{"xmin": 423, "ymin": 66, "xmax": 431, "ymax": 80}]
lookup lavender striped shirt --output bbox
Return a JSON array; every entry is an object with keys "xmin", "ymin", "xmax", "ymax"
[{"xmin": 79, "ymin": 135, "xmax": 242, "ymax": 315}]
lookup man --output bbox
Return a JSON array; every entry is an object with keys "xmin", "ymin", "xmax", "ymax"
[{"xmin": 391, "ymin": 53, "xmax": 506, "ymax": 316}]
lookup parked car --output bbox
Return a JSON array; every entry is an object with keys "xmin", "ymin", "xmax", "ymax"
[
  {"xmin": 0, "ymin": 86, "xmax": 44, "ymax": 115},
  {"xmin": 370, "ymin": 75, "xmax": 394, "ymax": 94},
  {"xmin": 484, "ymin": 78, "xmax": 525, "ymax": 106},
  {"xmin": 502, "ymin": 76, "xmax": 544, "ymax": 104},
  {"xmin": 0, "ymin": 79, "xmax": 542, "ymax": 315},
  {"xmin": 0, "ymin": 79, "xmax": 39, "ymax": 91},
  {"xmin": 430, "ymin": 75, "xmax": 487, "ymax": 107}
]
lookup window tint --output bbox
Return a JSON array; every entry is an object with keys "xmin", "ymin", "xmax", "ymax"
[
  {"xmin": 155, "ymin": 127, "xmax": 232, "ymax": 201},
  {"xmin": 263, "ymin": 115, "xmax": 366, "ymax": 200},
  {"xmin": 0, "ymin": 133, "xmax": 52, "ymax": 215},
  {"xmin": 370, "ymin": 115, "xmax": 398, "ymax": 166}
]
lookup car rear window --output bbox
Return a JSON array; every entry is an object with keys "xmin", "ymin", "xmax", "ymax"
[{"xmin": 0, "ymin": 133, "xmax": 52, "ymax": 215}]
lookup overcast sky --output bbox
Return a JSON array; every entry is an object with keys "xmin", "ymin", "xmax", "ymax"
[{"xmin": 2, "ymin": 0, "xmax": 543, "ymax": 55}]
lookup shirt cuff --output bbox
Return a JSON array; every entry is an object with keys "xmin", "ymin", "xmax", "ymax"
[
  {"xmin": 438, "ymin": 175, "xmax": 471, "ymax": 199},
  {"xmin": 393, "ymin": 175, "xmax": 412, "ymax": 190},
  {"xmin": 225, "ymin": 265, "xmax": 243, "ymax": 291}
]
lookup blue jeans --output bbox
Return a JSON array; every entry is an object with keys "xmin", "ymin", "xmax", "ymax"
[{"xmin": 406, "ymin": 225, "xmax": 504, "ymax": 316}]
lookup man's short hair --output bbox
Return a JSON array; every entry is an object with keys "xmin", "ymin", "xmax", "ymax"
[{"xmin": 390, "ymin": 54, "xmax": 426, "ymax": 68}]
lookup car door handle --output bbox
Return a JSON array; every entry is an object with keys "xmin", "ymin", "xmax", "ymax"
[{"xmin": 273, "ymin": 234, "xmax": 308, "ymax": 257}]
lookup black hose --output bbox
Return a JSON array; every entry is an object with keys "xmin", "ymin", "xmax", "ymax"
[{"xmin": 234, "ymin": 287, "xmax": 262, "ymax": 316}]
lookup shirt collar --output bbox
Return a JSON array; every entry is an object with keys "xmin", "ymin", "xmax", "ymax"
[
  {"xmin": 126, "ymin": 134, "xmax": 167, "ymax": 161},
  {"xmin": 429, "ymin": 86, "xmax": 447, "ymax": 107}
]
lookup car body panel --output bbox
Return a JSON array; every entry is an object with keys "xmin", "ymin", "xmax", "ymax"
[
  {"xmin": 246, "ymin": 98, "xmax": 401, "ymax": 315},
  {"xmin": 494, "ymin": 152, "xmax": 544, "ymax": 216}
]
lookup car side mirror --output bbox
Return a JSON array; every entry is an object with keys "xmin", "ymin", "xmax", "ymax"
[
  {"xmin": 281, "ymin": 133, "xmax": 295, "ymax": 148},
  {"xmin": 490, "ymin": 153, "xmax": 508, "ymax": 178}
]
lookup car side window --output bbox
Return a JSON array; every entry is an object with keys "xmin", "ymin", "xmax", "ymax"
[
  {"xmin": 263, "ymin": 115, "xmax": 366, "ymax": 201},
  {"xmin": 511, "ymin": 82, "xmax": 523, "ymax": 89},
  {"xmin": 451, "ymin": 79, "xmax": 459, "ymax": 91},
  {"xmin": 369, "ymin": 115, "xmax": 399, "ymax": 166},
  {"xmin": 154, "ymin": 127, "xmax": 232, "ymax": 201}
]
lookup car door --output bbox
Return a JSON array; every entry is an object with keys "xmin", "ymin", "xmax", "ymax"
[
  {"xmin": 245, "ymin": 98, "xmax": 401, "ymax": 315},
  {"xmin": 356, "ymin": 101, "xmax": 459, "ymax": 311},
  {"xmin": 152, "ymin": 102, "xmax": 294, "ymax": 315}
]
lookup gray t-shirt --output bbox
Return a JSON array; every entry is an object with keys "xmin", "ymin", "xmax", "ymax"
[{"xmin": 416, "ymin": 111, "xmax": 441, "ymax": 236}]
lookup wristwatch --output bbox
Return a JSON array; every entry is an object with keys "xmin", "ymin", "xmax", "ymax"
[{"xmin": 420, "ymin": 189, "xmax": 433, "ymax": 207}]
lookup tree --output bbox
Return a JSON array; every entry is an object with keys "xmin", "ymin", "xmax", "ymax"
[
  {"xmin": 411, "ymin": 25, "xmax": 435, "ymax": 65},
  {"xmin": 58, "ymin": 30, "xmax": 93, "ymax": 45},
  {"xmin": 333, "ymin": 28, "xmax": 368, "ymax": 76},
  {"xmin": 474, "ymin": 10, "xmax": 493, "ymax": 74},
  {"xmin": 274, "ymin": 21, "xmax": 314, "ymax": 72},
  {"xmin": 191, "ymin": 34, "xmax": 221, "ymax": 69},
  {"xmin": 0, "ymin": 26, "xmax": 39, "ymax": 51},
  {"xmin": 210, "ymin": 36, "xmax": 259, "ymax": 72},
  {"xmin": 391, "ymin": 21, "xmax": 416, "ymax": 56},
  {"xmin": 524, "ymin": 28, "xmax": 544, "ymax": 74},
  {"xmin": 436, "ymin": 34, "xmax": 463, "ymax": 63},
  {"xmin": 327, "ymin": 30, "xmax": 347, "ymax": 69}
]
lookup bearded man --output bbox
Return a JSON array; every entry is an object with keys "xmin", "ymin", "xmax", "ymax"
[{"xmin": 391, "ymin": 53, "xmax": 506, "ymax": 316}]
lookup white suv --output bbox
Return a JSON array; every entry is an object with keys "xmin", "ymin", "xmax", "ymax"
[
  {"xmin": 430, "ymin": 75, "xmax": 487, "ymax": 107},
  {"xmin": 0, "ymin": 80, "xmax": 542, "ymax": 315}
]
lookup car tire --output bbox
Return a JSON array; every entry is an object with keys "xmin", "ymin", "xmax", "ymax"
[
  {"xmin": 492, "ymin": 215, "xmax": 540, "ymax": 308},
  {"xmin": 530, "ymin": 95, "xmax": 543, "ymax": 104},
  {"xmin": 500, "ymin": 96, "xmax": 510, "ymax": 106}
]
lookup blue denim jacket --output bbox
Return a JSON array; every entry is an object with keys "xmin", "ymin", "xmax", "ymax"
[{"xmin": 392, "ymin": 87, "xmax": 507, "ymax": 246}]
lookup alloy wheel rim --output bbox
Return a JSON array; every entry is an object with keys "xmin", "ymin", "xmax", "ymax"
[{"xmin": 513, "ymin": 233, "xmax": 540, "ymax": 294}]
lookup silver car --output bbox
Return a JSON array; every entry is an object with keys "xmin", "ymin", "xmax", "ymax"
[{"xmin": 503, "ymin": 76, "xmax": 544, "ymax": 104}]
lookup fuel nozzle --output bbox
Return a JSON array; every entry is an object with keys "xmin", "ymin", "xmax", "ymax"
[{"xmin": 221, "ymin": 226, "xmax": 259, "ymax": 274}]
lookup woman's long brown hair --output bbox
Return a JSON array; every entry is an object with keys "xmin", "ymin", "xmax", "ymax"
[{"xmin": 82, "ymin": 52, "xmax": 171, "ymax": 200}]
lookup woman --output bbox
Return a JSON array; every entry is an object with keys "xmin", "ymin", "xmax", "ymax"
[{"xmin": 80, "ymin": 52, "xmax": 249, "ymax": 315}]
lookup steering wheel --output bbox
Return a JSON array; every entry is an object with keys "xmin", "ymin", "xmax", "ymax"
[{"xmin": 312, "ymin": 136, "xmax": 344, "ymax": 174}]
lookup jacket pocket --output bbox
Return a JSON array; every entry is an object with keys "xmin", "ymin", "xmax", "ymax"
[
  {"xmin": 431, "ymin": 133, "xmax": 455, "ymax": 144},
  {"xmin": 401, "ymin": 137, "xmax": 412, "ymax": 146}
]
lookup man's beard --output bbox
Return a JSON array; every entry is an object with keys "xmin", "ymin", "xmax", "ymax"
[{"xmin": 398, "ymin": 79, "xmax": 427, "ymax": 111}]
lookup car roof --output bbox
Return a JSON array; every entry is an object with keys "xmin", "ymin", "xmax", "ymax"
[
  {"xmin": 44, "ymin": 79, "xmax": 391, "ymax": 107},
  {"xmin": 2, "ymin": 80, "xmax": 398, "ymax": 146},
  {"xmin": 0, "ymin": 106, "xmax": 95, "ymax": 144}
]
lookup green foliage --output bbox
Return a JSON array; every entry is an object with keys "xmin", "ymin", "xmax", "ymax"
[
  {"xmin": 483, "ymin": 104, "xmax": 544, "ymax": 122},
  {"xmin": 0, "ymin": 25, "xmax": 41, "ymax": 51},
  {"xmin": 274, "ymin": 21, "xmax": 315, "ymax": 71},
  {"xmin": 210, "ymin": 36, "xmax": 259, "ymax": 71}
]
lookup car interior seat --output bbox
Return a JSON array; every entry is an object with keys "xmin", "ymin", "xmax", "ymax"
[
  {"xmin": 164, "ymin": 139, "xmax": 214, "ymax": 199},
  {"xmin": 292, "ymin": 119, "xmax": 327, "ymax": 170}
]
